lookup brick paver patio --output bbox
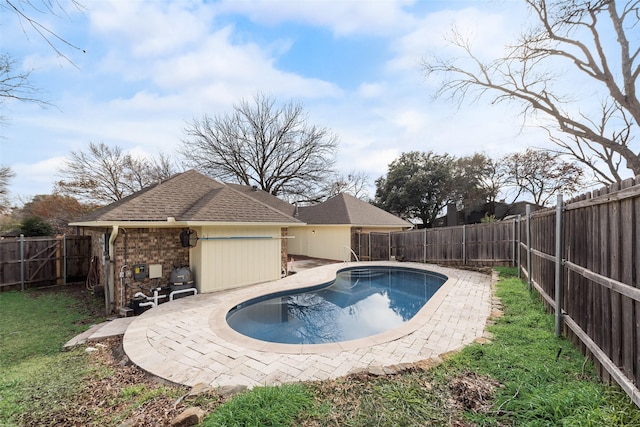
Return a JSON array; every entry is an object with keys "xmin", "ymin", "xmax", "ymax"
[{"xmin": 123, "ymin": 261, "xmax": 493, "ymax": 388}]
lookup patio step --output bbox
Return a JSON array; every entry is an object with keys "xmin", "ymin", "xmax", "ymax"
[{"xmin": 63, "ymin": 317, "xmax": 136, "ymax": 349}]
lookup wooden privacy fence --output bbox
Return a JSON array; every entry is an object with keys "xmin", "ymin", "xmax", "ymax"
[
  {"xmin": 352, "ymin": 221, "xmax": 516, "ymax": 266},
  {"xmin": 519, "ymin": 178, "xmax": 640, "ymax": 407},
  {"xmin": 0, "ymin": 235, "xmax": 92, "ymax": 290},
  {"xmin": 353, "ymin": 178, "xmax": 640, "ymax": 406}
]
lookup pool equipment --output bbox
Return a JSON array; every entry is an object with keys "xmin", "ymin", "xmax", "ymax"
[{"xmin": 169, "ymin": 266, "xmax": 197, "ymax": 300}]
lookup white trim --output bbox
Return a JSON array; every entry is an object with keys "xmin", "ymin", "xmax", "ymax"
[{"xmin": 70, "ymin": 220, "xmax": 304, "ymax": 227}]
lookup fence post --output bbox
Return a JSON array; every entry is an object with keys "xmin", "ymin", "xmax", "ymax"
[
  {"xmin": 512, "ymin": 219, "xmax": 516, "ymax": 267},
  {"xmin": 20, "ymin": 234, "xmax": 25, "ymax": 291},
  {"xmin": 423, "ymin": 229, "xmax": 426, "ymax": 263},
  {"xmin": 63, "ymin": 234, "xmax": 67, "ymax": 285},
  {"xmin": 368, "ymin": 233, "xmax": 371, "ymax": 261},
  {"xmin": 526, "ymin": 205, "xmax": 532, "ymax": 291},
  {"xmin": 555, "ymin": 194, "xmax": 564, "ymax": 337},
  {"xmin": 517, "ymin": 215, "xmax": 522, "ymax": 278},
  {"xmin": 462, "ymin": 225, "xmax": 466, "ymax": 265}
]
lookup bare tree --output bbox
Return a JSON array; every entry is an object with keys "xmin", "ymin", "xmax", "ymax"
[
  {"xmin": 1, "ymin": 1, "xmax": 85, "ymax": 122},
  {"xmin": 149, "ymin": 152, "xmax": 181, "ymax": 183},
  {"xmin": 181, "ymin": 93, "xmax": 339, "ymax": 202},
  {"xmin": 546, "ymin": 100, "xmax": 633, "ymax": 184},
  {"xmin": 0, "ymin": 54, "xmax": 45, "ymax": 106},
  {"xmin": 0, "ymin": 165, "xmax": 15, "ymax": 213},
  {"xmin": 423, "ymin": 0, "xmax": 640, "ymax": 183},
  {"xmin": 325, "ymin": 170, "xmax": 370, "ymax": 200},
  {"xmin": 56, "ymin": 142, "xmax": 177, "ymax": 205},
  {"xmin": 3, "ymin": 0, "xmax": 85, "ymax": 63},
  {"xmin": 501, "ymin": 148, "xmax": 584, "ymax": 206}
]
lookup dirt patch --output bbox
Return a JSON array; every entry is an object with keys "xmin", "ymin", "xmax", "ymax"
[
  {"xmin": 449, "ymin": 371, "xmax": 502, "ymax": 414},
  {"xmin": 442, "ymin": 265, "xmax": 495, "ymax": 275},
  {"xmin": 87, "ymin": 337, "xmax": 223, "ymax": 426},
  {"xmin": 21, "ymin": 337, "xmax": 224, "ymax": 427}
]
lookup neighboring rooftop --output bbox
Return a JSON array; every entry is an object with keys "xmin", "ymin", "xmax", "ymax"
[
  {"xmin": 226, "ymin": 183, "xmax": 297, "ymax": 218},
  {"xmin": 297, "ymin": 193, "xmax": 411, "ymax": 227}
]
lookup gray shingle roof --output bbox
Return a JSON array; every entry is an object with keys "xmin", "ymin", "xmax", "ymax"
[
  {"xmin": 75, "ymin": 170, "xmax": 302, "ymax": 224},
  {"xmin": 74, "ymin": 170, "xmax": 410, "ymax": 228},
  {"xmin": 225, "ymin": 183, "xmax": 297, "ymax": 217},
  {"xmin": 297, "ymin": 193, "xmax": 411, "ymax": 227}
]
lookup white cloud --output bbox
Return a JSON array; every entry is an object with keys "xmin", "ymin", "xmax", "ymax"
[
  {"xmin": 358, "ymin": 82, "xmax": 385, "ymax": 99},
  {"xmin": 11, "ymin": 157, "xmax": 67, "ymax": 199},
  {"xmin": 216, "ymin": 0, "xmax": 417, "ymax": 36},
  {"xmin": 87, "ymin": 3, "xmax": 342, "ymax": 103},
  {"xmin": 2, "ymin": 0, "xmax": 564, "ymax": 202},
  {"xmin": 89, "ymin": 1, "xmax": 213, "ymax": 58},
  {"xmin": 388, "ymin": 6, "xmax": 525, "ymax": 74}
]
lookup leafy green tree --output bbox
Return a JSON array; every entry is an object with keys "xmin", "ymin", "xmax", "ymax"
[
  {"xmin": 374, "ymin": 151, "xmax": 459, "ymax": 228},
  {"xmin": 21, "ymin": 216, "xmax": 54, "ymax": 237},
  {"xmin": 21, "ymin": 194, "xmax": 97, "ymax": 235},
  {"xmin": 454, "ymin": 153, "xmax": 499, "ymax": 211}
]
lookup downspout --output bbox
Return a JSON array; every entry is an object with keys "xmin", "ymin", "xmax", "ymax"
[{"xmin": 105, "ymin": 225, "xmax": 119, "ymax": 315}]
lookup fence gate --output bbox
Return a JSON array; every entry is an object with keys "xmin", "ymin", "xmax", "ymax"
[{"xmin": 0, "ymin": 235, "xmax": 92, "ymax": 291}]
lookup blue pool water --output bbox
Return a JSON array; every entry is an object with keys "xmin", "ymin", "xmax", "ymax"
[{"xmin": 226, "ymin": 266, "xmax": 447, "ymax": 345}]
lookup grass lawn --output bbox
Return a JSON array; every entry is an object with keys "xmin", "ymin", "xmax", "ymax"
[
  {"xmin": 0, "ymin": 287, "xmax": 102, "ymax": 425},
  {"xmin": 2, "ymin": 270, "xmax": 640, "ymax": 426},
  {"xmin": 205, "ymin": 267, "xmax": 640, "ymax": 426}
]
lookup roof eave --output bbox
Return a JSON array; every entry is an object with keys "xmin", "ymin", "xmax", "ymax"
[
  {"xmin": 353, "ymin": 224, "xmax": 414, "ymax": 228},
  {"xmin": 290, "ymin": 223, "xmax": 412, "ymax": 228},
  {"xmin": 69, "ymin": 220, "xmax": 190, "ymax": 228},
  {"xmin": 70, "ymin": 220, "xmax": 306, "ymax": 228},
  {"xmin": 185, "ymin": 221, "xmax": 306, "ymax": 227}
]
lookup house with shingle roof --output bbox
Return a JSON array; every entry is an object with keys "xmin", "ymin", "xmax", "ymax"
[
  {"xmin": 71, "ymin": 170, "xmax": 411, "ymax": 314},
  {"xmin": 288, "ymin": 193, "xmax": 412, "ymax": 261}
]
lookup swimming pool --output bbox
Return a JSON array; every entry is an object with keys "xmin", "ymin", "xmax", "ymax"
[{"xmin": 226, "ymin": 266, "xmax": 447, "ymax": 345}]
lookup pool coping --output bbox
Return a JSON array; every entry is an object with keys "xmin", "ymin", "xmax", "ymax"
[
  {"xmin": 210, "ymin": 262, "xmax": 459, "ymax": 354},
  {"xmin": 123, "ymin": 261, "xmax": 493, "ymax": 388}
]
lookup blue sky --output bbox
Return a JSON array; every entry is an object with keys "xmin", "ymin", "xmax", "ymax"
[{"xmin": 1, "ymin": 0, "xmax": 550, "ymax": 202}]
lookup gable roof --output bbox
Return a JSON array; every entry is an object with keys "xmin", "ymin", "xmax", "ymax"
[
  {"xmin": 225, "ymin": 183, "xmax": 297, "ymax": 217},
  {"xmin": 296, "ymin": 193, "xmax": 411, "ymax": 227},
  {"xmin": 72, "ymin": 170, "xmax": 303, "ymax": 226}
]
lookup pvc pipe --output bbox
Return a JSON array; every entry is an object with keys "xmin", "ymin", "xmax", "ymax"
[
  {"xmin": 119, "ymin": 264, "xmax": 129, "ymax": 310},
  {"xmin": 106, "ymin": 226, "xmax": 119, "ymax": 314},
  {"xmin": 169, "ymin": 288, "xmax": 198, "ymax": 301},
  {"xmin": 138, "ymin": 301, "xmax": 155, "ymax": 308},
  {"xmin": 150, "ymin": 288, "xmax": 167, "ymax": 305},
  {"xmin": 198, "ymin": 236, "xmax": 292, "ymax": 240}
]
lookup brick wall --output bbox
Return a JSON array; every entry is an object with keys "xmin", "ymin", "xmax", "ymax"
[
  {"xmin": 114, "ymin": 228, "xmax": 189, "ymax": 309},
  {"xmin": 81, "ymin": 227, "xmax": 189, "ymax": 312}
]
